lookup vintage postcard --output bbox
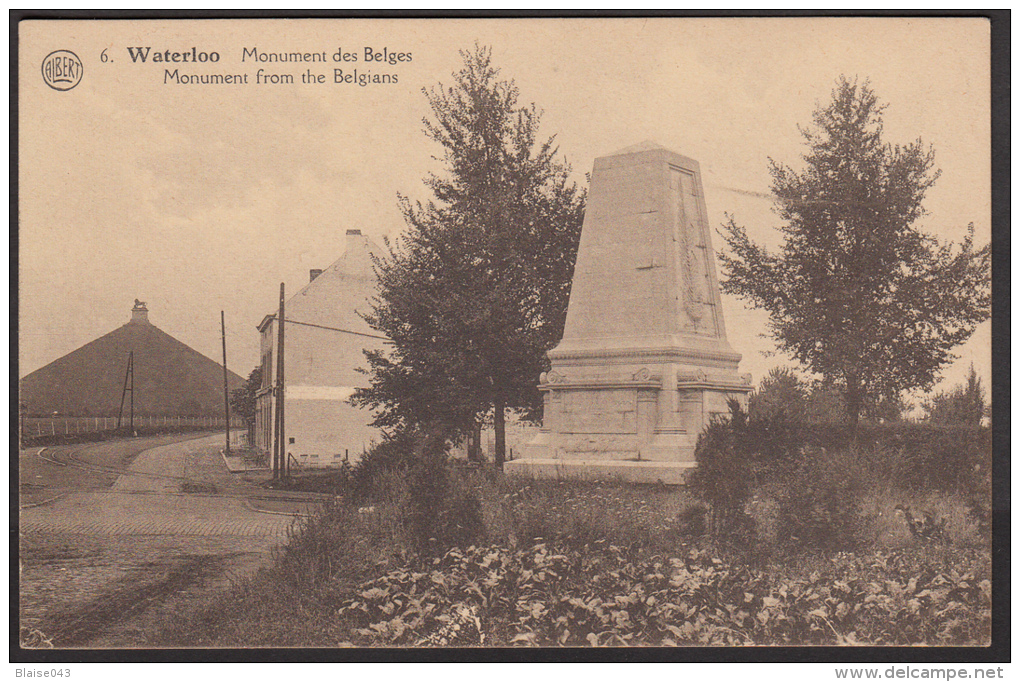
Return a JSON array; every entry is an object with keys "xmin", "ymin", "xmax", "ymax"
[{"xmin": 16, "ymin": 15, "xmax": 1000, "ymax": 659}]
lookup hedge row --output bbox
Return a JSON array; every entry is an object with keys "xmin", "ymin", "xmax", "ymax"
[{"xmin": 703, "ymin": 412, "xmax": 991, "ymax": 496}]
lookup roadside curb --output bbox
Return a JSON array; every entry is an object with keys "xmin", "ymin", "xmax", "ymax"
[
  {"xmin": 220, "ymin": 448, "xmax": 271, "ymax": 474},
  {"xmin": 215, "ymin": 447, "xmax": 328, "ymax": 517},
  {"xmin": 242, "ymin": 497, "xmax": 315, "ymax": 519}
]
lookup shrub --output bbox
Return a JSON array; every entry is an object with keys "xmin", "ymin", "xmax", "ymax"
[
  {"xmin": 711, "ymin": 417, "xmax": 990, "ymax": 499},
  {"xmin": 863, "ymin": 423, "xmax": 991, "ymax": 496},
  {"xmin": 438, "ymin": 487, "xmax": 486, "ymax": 549},
  {"xmin": 490, "ymin": 479, "xmax": 686, "ymax": 551},
  {"xmin": 773, "ymin": 447, "xmax": 876, "ymax": 551},
  {"xmin": 749, "ymin": 366, "xmax": 808, "ymax": 421},
  {"xmin": 676, "ymin": 502, "xmax": 708, "ymax": 537},
  {"xmin": 965, "ymin": 496, "xmax": 992, "ymax": 542},
  {"xmin": 922, "ymin": 365, "xmax": 987, "ymax": 427},
  {"xmin": 154, "ymin": 457, "xmax": 989, "ymax": 647},
  {"xmin": 689, "ymin": 400, "xmax": 813, "ymax": 545},
  {"xmin": 274, "ymin": 498, "xmax": 353, "ymax": 590},
  {"xmin": 687, "ymin": 402, "xmax": 754, "ymax": 540},
  {"xmin": 277, "ymin": 429, "xmax": 487, "ymax": 558},
  {"xmin": 689, "ymin": 396, "xmax": 990, "ymax": 551},
  {"xmin": 748, "ymin": 367, "xmax": 847, "ymax": 423},
  {"xmin": 402, "ymin": 442, "xmax": 485, "ymax": 555},
  {"xmin": 347, "ymin": 431, "xmax": 420, "ymax": 501}
]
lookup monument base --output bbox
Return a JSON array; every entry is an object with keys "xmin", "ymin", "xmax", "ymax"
[
  {"xmin": 503, "ymin": 457, "xmax": 695, "ymax": 485},
  {"xmin": 517, "ymin": 365, "xmax": 749, "ymax": 484}
]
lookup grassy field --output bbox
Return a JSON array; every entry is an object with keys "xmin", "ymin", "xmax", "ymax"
[{"xmin": 143, "ymin": 462, "xmax": 990, "ymax": 648}]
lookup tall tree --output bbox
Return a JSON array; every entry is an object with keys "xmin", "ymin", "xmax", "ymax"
[
  {"xmin": 719, "ymin": 78, "xmax": 990, "ymax": 426},
  {"xmin": 353, "ymin": 45, "xmax": 586, "ymax": 466}
]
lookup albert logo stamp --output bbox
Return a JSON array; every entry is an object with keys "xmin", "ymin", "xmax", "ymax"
[{"xmin": 41, "ymin": 50, "xmax": 83, "ymax": 91}]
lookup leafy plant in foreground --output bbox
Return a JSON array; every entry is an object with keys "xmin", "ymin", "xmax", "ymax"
[{"xmin": 335, "ymin": 542, "xmax": 991, "ymax": 647}]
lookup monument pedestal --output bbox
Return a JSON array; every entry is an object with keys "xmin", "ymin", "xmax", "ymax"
[{"xmin": 504, "ymin": 142, "xmax": 750, "ymax": 484}]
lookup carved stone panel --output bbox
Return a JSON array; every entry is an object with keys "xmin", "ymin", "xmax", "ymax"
[
  {"xmin": 559, "ymin": 388, "xmax": 637, "ymax": 434},
  {"xmin": 670, "ymin": 167, "xmax": 711, "ymax": 333}
]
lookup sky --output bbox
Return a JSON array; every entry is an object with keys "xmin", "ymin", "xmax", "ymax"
[{"xmin": 18, "ymin": 17, "xmax": 993, "ymax": 408}]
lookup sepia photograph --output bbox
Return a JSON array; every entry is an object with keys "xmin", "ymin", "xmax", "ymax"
[{"xmin": 15, "ymin": 13, "xmax": 1003, "ymax": 659}]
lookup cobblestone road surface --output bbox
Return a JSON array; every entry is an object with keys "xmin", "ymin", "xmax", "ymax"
[
  {"xmin": 19, "ymin": 434, "xmax": 309, "ymax": 647},
  {"xmin": 22, "ymin": 436, "xmax": 296, "ymax": 537}
]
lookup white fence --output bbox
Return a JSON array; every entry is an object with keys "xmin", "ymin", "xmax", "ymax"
[{"xmin": 21, "ymin": 415, "xmax": 242, "ymax": 438}]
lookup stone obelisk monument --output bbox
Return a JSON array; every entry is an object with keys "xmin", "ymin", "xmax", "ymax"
[{"xmin": 507, "ymin": 142, "xmax": 751, "ymax": 484}]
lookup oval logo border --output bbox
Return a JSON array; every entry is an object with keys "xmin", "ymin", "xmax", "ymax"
[{"xmin": 41, "ymin": 50, "xmax": 83, "ymax": 91}]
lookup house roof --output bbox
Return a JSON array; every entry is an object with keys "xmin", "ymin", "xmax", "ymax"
[{"xmin": 258, "ymin": 229, "xmax": 385, "ymax": 337}]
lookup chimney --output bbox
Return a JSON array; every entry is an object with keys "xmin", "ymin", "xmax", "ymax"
[
  {"xmin": 309, "ymin": 268, "xmax": 323, "ymax": 283},
  {"xmin": 130, "ymin": 299, "xmax": 149, "ymax": 324}
]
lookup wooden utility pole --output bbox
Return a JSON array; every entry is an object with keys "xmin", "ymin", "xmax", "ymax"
[
  {"xmin": 279, "ymin": 284, "xmax": 287, "ymax": 479},
  {"xmin": 221, "ymin": 310, "xmax": 231, "ymax": 457},
  {"xmin": 272, "ymin": 283, "xmax": 286, "ymax": 480},
  {"xmin": 117, "ymin": 351, "xmax": 134, "ymax": 431}
]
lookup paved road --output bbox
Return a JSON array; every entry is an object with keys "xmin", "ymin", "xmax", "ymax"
[
  {"xmin": 19, "ymin": 433, "xmax": 211, "ymax": 506},
  {"xmin": 18, "ymin": 434, "xmax": 313, "ymax": 647},
  {"xmin": 21, "ymin": 491, "xmax": 293, "ymax": 536},
  {"xmin": 20, "ymin": 436, "xmax": 298, "ymax": 537}
]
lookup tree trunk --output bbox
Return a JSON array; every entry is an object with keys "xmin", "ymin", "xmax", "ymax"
[
  {"xmin": 468, "ymin": 423, "xmax": 483, "ymax": 463},
  {"xmin": 494, "ymin": 397, "xmax": 506, "ymax": 469}
]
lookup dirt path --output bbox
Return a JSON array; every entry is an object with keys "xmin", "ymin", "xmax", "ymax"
[{"xmin": 18, "ymin": 434, "xmax": 312, "ymax": 648}]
